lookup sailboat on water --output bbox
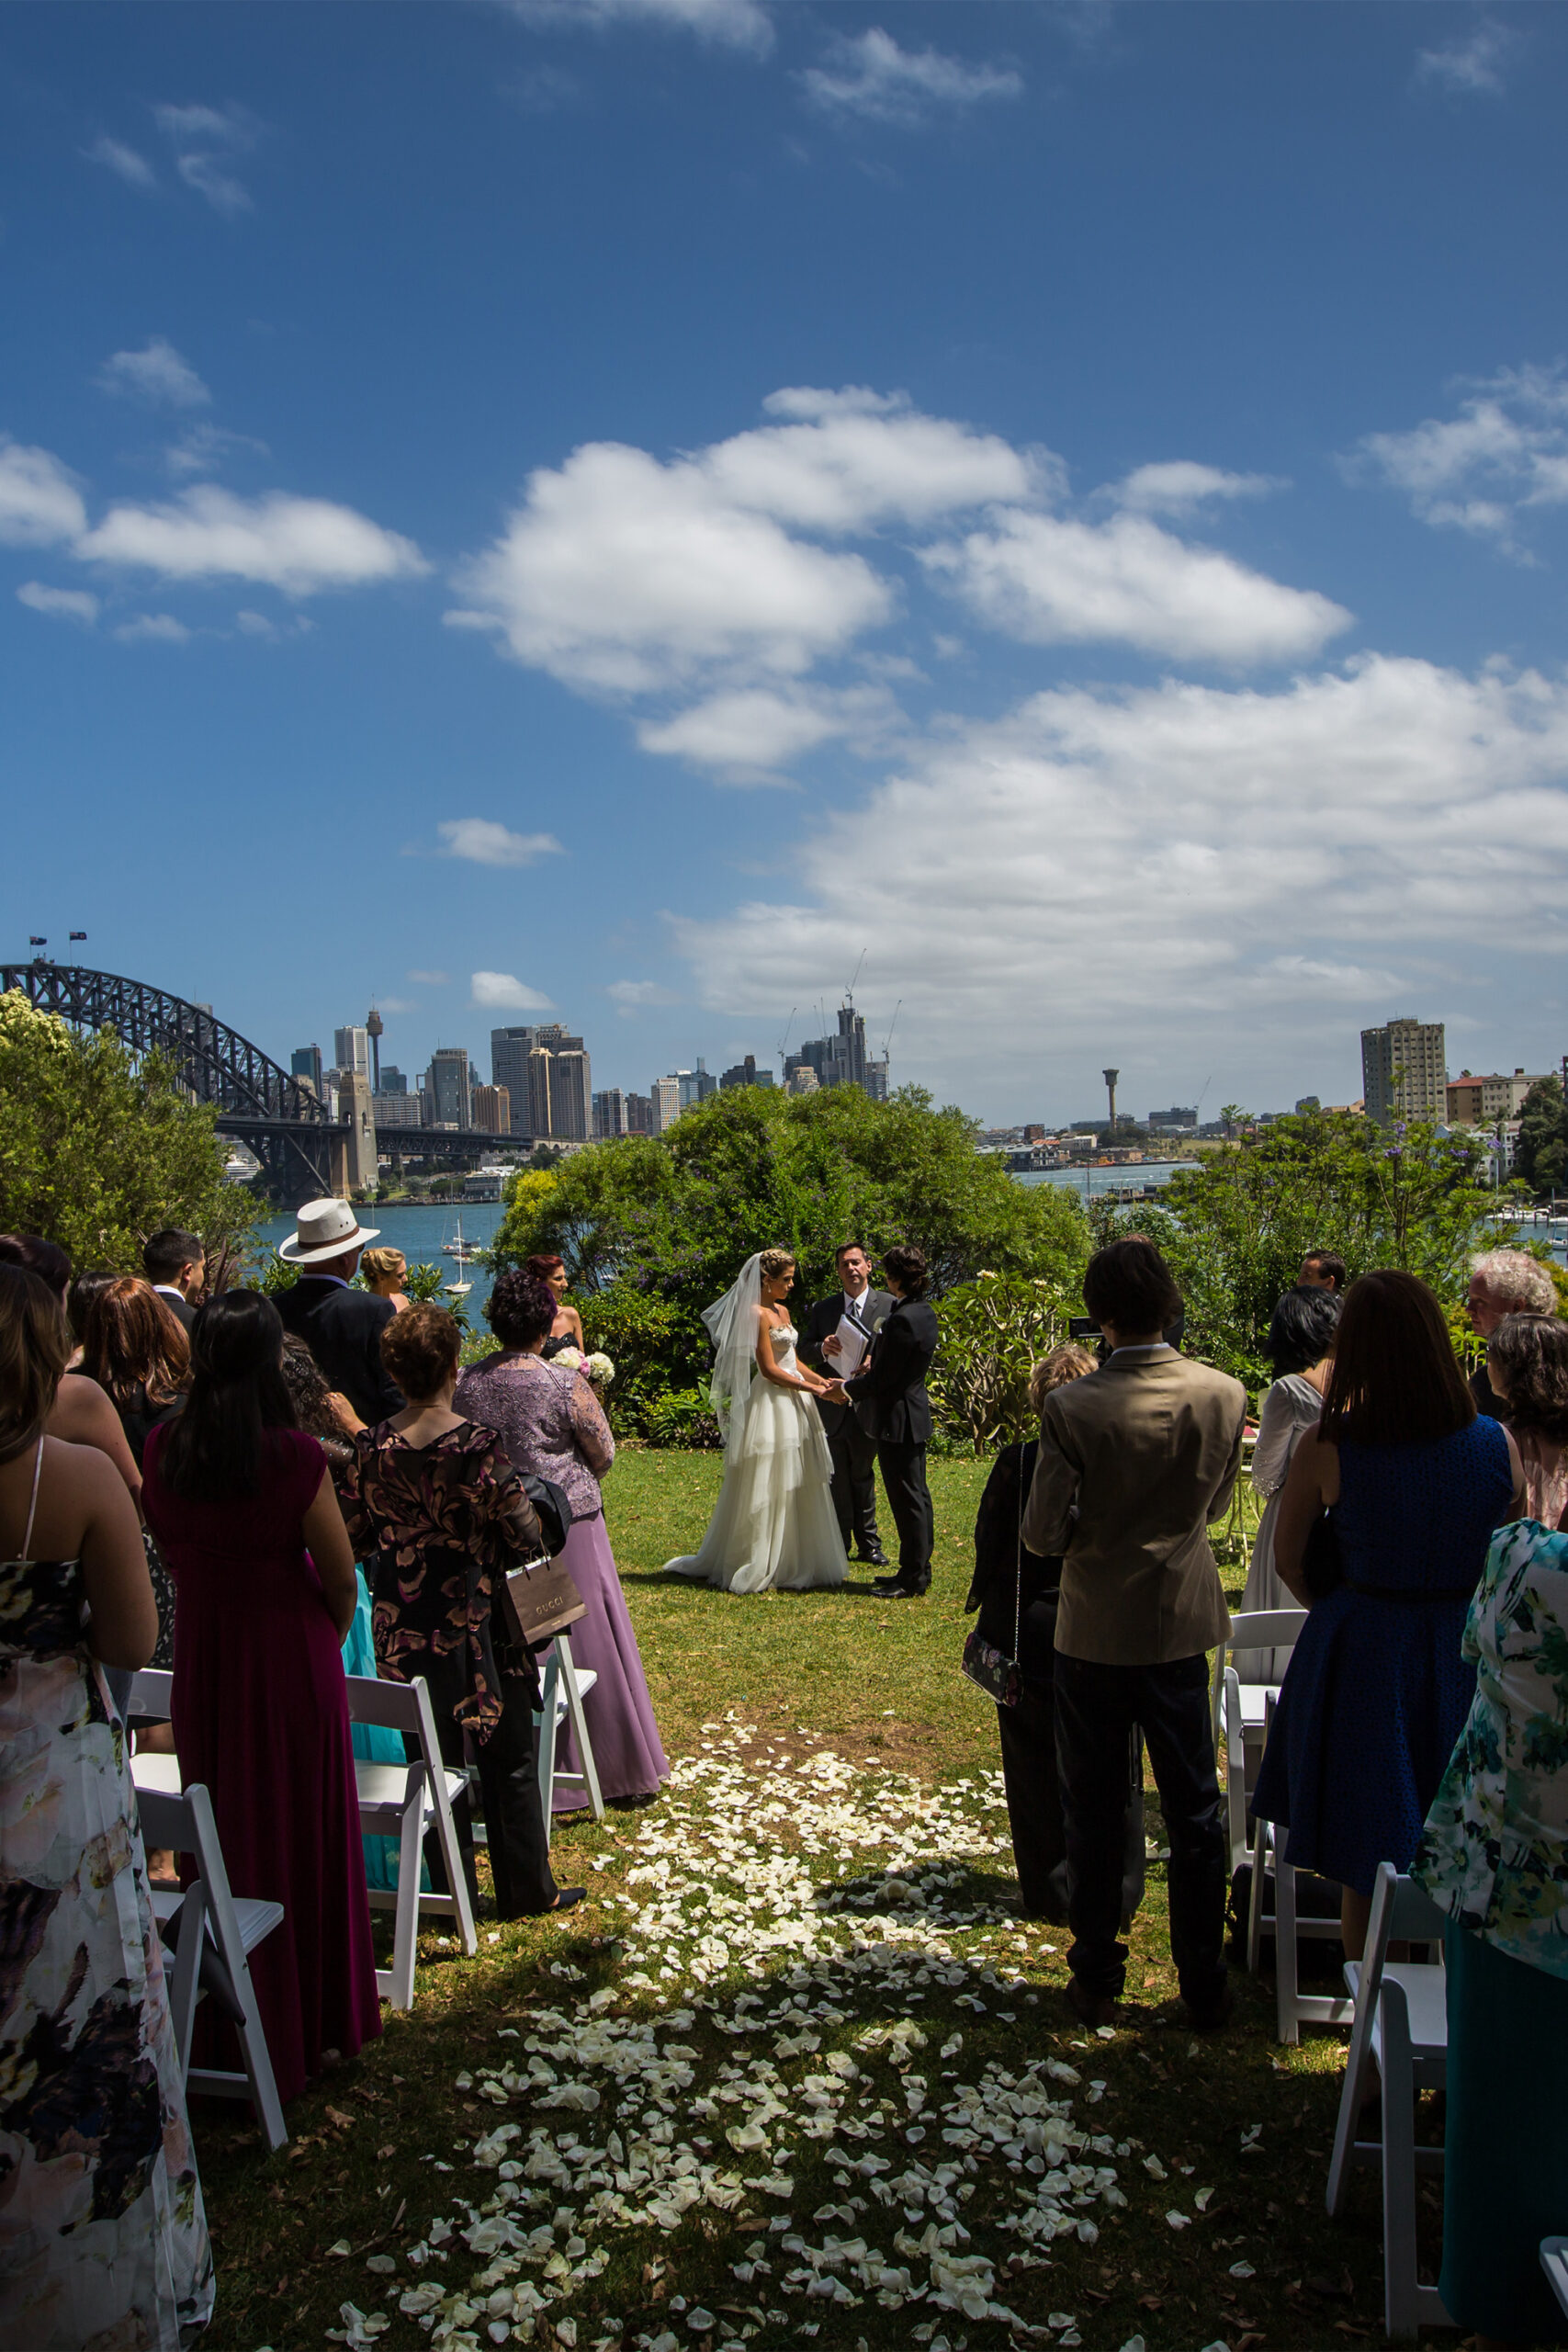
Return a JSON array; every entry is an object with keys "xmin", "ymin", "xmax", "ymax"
[{"xmin": 442, "ymin": 1212, "xmax": 474, "ymax": 1296}]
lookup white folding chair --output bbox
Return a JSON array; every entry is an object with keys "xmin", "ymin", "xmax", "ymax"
[
  {"xmin": 343, "ymin": 1673, "xmax": 478, "ymax": 2010},
  {"xmin": 132, "ymin": 1778, "xmax": 288, "ymax": 2154},
  {"xmin": 1245, "ymin": 1693, "xmax": 1356, "ymax": 2041},
  {"xmin": 127, "ymin": 1666, "xmax": 175, "ymax": 1721},
  {"xmin": 1212, "ymin": 1607, "xmax": 1307, "ymax": 1870},
  {"xmin": 535, "ymin": 1634, "xmax": 604, "ymax": 1841},
  {"xmin": 1325, "ymin": 1863, "xmax": 1450, "ymax": 2339},
  {"xmin": 1541, "ymin": 2237, "xmax": 1568, "ymax": 2320}
]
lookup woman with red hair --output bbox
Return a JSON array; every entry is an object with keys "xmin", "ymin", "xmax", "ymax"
[{"xmin": 525, "ymin": 1253, "xmax": 585, "ymax": 1360}]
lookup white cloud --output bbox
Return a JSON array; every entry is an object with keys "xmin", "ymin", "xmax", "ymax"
[
  {"xmin": 800, "ymin": 28, "xmax": 1023, "ymax": 126},
  {"xmin": 671, "ymin": 654, "xmax": 1568, "ymax": 1109},
  {"xmin": 0, "ymin": 439, "xmax": 87, "ymax": 547},
  {"xmin": 114, "ymin": 613, "xmax": 191, "ymax": 643},
  {"xmin": 76, "ymin": 486, "xmax": 427, "ymax": 594},
  {"xmin": 435, "ymin": 818, "xmax": 566, "ymax": 866},
  {"xmin": 408, "ymin": 969, "xmax": 450, "ymax": 985},
  {"xmin": 710, "ymin": 388, "xmax": 1036, "ymax": 531},
  {"xmin": 152, "ymin": 100, "xmax": 260, "ymax": 216},
  {"xmin": 85, "ymin": 136, "xmax": 155, "ymax": 189},
  {"xmin": 1349, "ymin": 365, "xmax": 1568, "ymax": 553},
  {"xmin": 98, "ymin": 337, "xmax": 210, "ymax": 410},
  {"xmin": 504, "ymin": 0, "xmax": 773, "ymax": 55},
  {"xmin": 471, "ymin": 970, "xmax": 557, "ymax": 1010},
  {"xmin": 233, "ymin": 608, "xmax": 311, "ymax": 640},
  {"xmin": 457, "ymin": 438, "xmax": 892, "ymax": 693},
  {"xmin": 1416, "ymin": 21, "xmax": 1514, "ymax": 96},
  {"xmin": 607, "ymin": 978, "xmax": 680, "ymax": 1014},
  {"xmin": 924, "ymin": 508, "xmax": 1349, "ymax": 664},
  {"xmin": 17, "ymin": 582, "xmax": 98, "ymax": 627},
  {"xmin": 637, "ymin": 683, "xmax": 895, "ymax": 780},
  {"xmin": 1113, "ymin": 461, "xmax": 1281, "ymax": 517},
  {"xmin": 165, "ymin": 422, "xmax": 270, "ymax": 480}
]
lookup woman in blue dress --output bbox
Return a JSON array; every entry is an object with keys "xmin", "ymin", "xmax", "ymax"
[{"xmin": 1253, "ymin": 1269, "xmax": 1525, "ymax": 1961}]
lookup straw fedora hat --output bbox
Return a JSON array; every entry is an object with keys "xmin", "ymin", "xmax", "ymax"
[{"xmin": 276, "ymin": 1196, "xmax": 381, "ymax": 1266}]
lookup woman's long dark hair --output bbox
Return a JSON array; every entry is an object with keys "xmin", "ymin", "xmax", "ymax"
[
  {"xmin": 155, "ymin": 1291, "xmax": 297, "ymax": 1501},
  {"xmin": 1317, "ymin": 1269, "xmax": 1474, "ymax": 1448},
  {"xmin": 1266, "ymin": 1284, "xmax": 1341, "ymax": 1378}
]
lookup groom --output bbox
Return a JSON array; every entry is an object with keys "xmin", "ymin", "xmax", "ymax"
[
  {"xmin": 799, "ymin": 1242, "xmax": 894, "ymax": 1567},
  {"xmin": 834, "ymin": 1243, "xmax": 939, "ymax": 1600}
]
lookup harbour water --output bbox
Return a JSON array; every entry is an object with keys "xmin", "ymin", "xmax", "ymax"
[{"xmin": 254, "ymin": 1203, "xmax": 509, "ymax": 1314}]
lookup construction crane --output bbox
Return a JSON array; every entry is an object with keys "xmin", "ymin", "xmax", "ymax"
[
  {"xmin": 775, "ymin": 1007, "xmax": 795, "ymax": 1068},
  {"xmin": 844, "ymin": 947, "xmax": 867, "ymax": 1004},
  {"xmin": 880, "ymin": 1000, "xmax": 901, "ymax": 1080}
]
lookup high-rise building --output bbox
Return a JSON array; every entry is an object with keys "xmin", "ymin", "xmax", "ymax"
[
  {"xmin": 334, "ymin": 1024, "xmax": 370, "ymax": 1078},
  {"xmin": 650, "ymin": 1075, "xmax": 682, "ymax": 1133},
  {"xmin": 291, "ymin": 1044, "xmax": 322, "ymax": 1093},
  {"xmin": 624, "ymin": 1092, "xmax": 655, "ymax": 1136},
  {"xmin": 720, "ymin": 1055, "xmax": 775, "ymax": 1091},
  {"xmin": 427, "ymin": 1046, "xmax": 473, "ymax": 1128},
  {"xmin": 675, "ymin": 1059, "xmax": 717, "ymax": 1112},
  {"xmin": 378, "ymin": 1065, "xmax": 408, "ymax": 1096},
  {"xmin": 785, "ymin": 1065, "xmax": 820, "ymax": 1097},
  {"xmin": 495, "ymin": 1023, "xmax": 589, "ymax": 1141},
  {"xmin": 1361, "ymin": 1018, "xmax": 1447, "ymax": 1125},
  {"xmin": 372, "ymin": 1091, "xmax": 423, "ymax": 1127},
  {"xmin": 593, "ymin": 1088, "xmax": 629, "ymax": 1139},
  {"xmin": 472, "ymin": 1084, "xmax": 512, "ymax": 1135},
  {"xmin": 784, "ymin": 1003, "xmax": 880, "ymax": 1095}
]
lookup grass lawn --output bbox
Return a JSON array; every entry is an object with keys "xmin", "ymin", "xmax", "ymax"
[{"xmin": 195, "ymin": 1450, "xmax": 1418, "ymax": 2352}]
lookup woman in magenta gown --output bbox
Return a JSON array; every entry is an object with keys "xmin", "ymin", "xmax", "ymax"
[{"xmin": 141, "ymin": 1291, "xmax": 380, "ymax": 2106}]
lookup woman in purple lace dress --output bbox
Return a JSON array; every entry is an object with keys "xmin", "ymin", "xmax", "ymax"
[{"xmin": 457, "ymin": 1272, "xmax": 668, "ymax": 1814}]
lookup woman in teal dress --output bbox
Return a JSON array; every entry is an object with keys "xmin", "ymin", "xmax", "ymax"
[{"xmin": 1414, "ymin": 1513, "xmax": 1568, "ymax": 2346}]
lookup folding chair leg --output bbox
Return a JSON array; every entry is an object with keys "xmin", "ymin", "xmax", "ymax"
[
  {"xmin": 385, "ymin": 1774, "xmax": 423, "ymax": 2012},
  {"xmin": 1247, "ymin": 1815, "xmax": 1268, "ymax": 1975},
  {"xmin": 1379, "ymin": 1982, "xmax": 1423, "ymax": 2339},
  {"xmin": 1326, "ymin": 1958, "xmax": 1380, "ymax": 2216},
  {"xmin": 214, "ymin": 1921, "xmax": 288, "ymax": 2154},
  {"xmin": 557, "ymin": 1635, "xmax": 604, "ymax": 1825},
  {"xmin": 536, "ymin": 1650, "xmax": 560, "ymax": 1846},
  {"xmin": 1275, "ymin": 1854, "xmax": 1302, "ymax": 2046},
  {"xmin": 166, "ymin": 1889, "xmax": 205, "ymax": 2073},
  {"xmin": 412, "ymin": 1680, "xmax": 476, "ymax": 1960}
]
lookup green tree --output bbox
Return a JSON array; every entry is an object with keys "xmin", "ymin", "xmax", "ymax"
[
  {"xmin": 491, "ymin": 1083, "xmax": 1089, "ymax": 1400},
  {"xmin": 1109, "ymin": 1109, "xmax": 1524, "ymax": 1385},
  {"xmin": 0, "ymin": 989, "xmax": 258, "ymax": 1274},
  {"xmin": 1515, "ymin": 1078, "xmax": 1568, "ymax": 1197}
]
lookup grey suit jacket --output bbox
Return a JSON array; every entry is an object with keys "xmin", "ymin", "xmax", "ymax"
[{"xmin": 1022, "ymin": 1346, "xmax": 1247, "ymax": 1667}]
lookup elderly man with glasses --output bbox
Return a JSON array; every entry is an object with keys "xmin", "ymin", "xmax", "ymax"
[{"xmin": 1466, "ymin": 1248, "xmax": 1560, "ymax": 1419}]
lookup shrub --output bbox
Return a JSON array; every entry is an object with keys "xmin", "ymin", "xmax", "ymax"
[{"xmin": 928, "ymin": 1272, "xmax": 1071, "ymax": 1451}]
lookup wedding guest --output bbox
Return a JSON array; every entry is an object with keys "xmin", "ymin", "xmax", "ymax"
[
  {"xmin": 1297, "ymin": 1249, "xmax": 1347, "ymax": 1296},
  {"xmin": 0, "ymin": 1235, "xmax": 141, "ymax": 1497},
  {"xmin": 1025, "ymin": 1238, "xmax": 1247, "ymax": 2030},
  {"xmin": 1233, "ymin": 1283, "xmax": 1340, "ymax": 1679},
  {"xmin": 965, "ymin": 1344, "xmax": 1144, "ymax": 1926},
  {"xmin": 1413, "ymin": 1514, "xmax": 1568, "ymax": 2349},
  {"xmin": 65, "ymin": 1264, "xmax": 117, "ymax": 1363},
  {"xmin": 458, "ymin": 1271, "xmax": 669, "ymax": 1813},
  {"xmin": 1254, "ymin": 1270, "xmax": 1526, "ymax": 1962},
  {"xmin": 141, "ymin": 1290, "xmax": 381, "ymax": 2104},
  {"xmin": 338, "ymin": 1302, "xmax": 581, "ymax": 1917},
  {"xmin": 360, "ymin": 1246, "xmax": 412, "ymax": 1314},
  {"xmin": 141, "ymin": 1227, "xmax": 205, "ymax": 1332},
  {"xmin": 0, "ymin": 1264, "xmax": 214, "ymax": 2348},
  {"xmin": 1485, "ymin": 1310, "xmax": 1568, "ymax": 1525},
  {"xmin": 80, "ymin": 1275, "xmax": 190, "ymax": 1689},
  {"xmin": 1465, "ymin": 1246, "xmax": 1558, "ymax": 1419},
  {"xmin": 275, "ymin": 1196, "xmax": 402, "ymax": 1424},
  {"xmin": 525, "ymin": 1253, "xmax": 586, "ymax": 1359}
]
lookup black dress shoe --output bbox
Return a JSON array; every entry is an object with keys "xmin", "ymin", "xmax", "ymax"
[
  {"xmin": 858, "ymin": 1548, "xmax": 891, "ymax": 1568},
  {"xmin": 871, "ymin": 1574, "xmax": 931, "ymax": 1599}
]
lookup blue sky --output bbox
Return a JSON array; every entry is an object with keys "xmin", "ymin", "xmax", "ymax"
[{"xmin": 5, "ymin": 1, "xmax": 1568, "ymax": 1125}]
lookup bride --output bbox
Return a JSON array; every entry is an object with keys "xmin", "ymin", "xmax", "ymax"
[{"xmin": 664, "ymin": 1248, "xmax": 848, "ymax": 1594}]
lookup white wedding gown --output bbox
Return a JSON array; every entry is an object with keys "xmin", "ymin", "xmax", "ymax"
[{"xmin": 664, "ymin": 1324, "xmax": 848, "ymax": 1594}]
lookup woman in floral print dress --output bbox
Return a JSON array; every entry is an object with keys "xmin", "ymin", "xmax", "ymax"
[{"xmin": 0, "ymin": 1264, "xmax": 213, "ymax": 2350}]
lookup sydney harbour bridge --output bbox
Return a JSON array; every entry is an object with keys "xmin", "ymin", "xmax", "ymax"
[{"xmin": 0, "ymin": 959, "xmax": 510, "ymax": 1204}]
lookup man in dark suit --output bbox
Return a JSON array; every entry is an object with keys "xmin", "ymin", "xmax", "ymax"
[
  {"xmin": 274, "ymin": 1196, "xmax": 404, "ymax": 1424},
  {"xmin": 797, "ymin": 1241, "xmax": 894, "ymax": 1567},
  {"xmin": 836, "ymin": 1243, "xmax": 939, "ymax": 1599},
  {"xmin": 142, "ymin": 1227, "xmax": 205, "ymax": 1331}
]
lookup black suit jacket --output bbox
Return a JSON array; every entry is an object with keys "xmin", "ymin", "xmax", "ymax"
[
  {"xmin": 797, "ymin": 1288, "xmax": 895, "ymax": 1435},
  {"xmin": 276, "ymin": 1278, "xmax": 403, "ymax": 1424},
  {"xmin": 844, "ymin": 1296, "xmax": 939, "ymax": 1446},
  {"xmin": 152, "ymin": 1286, "xmax": 197, "ymax": 1333}
]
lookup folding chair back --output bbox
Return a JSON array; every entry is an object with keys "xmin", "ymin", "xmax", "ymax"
[
  {"xmin": 343, "ymin": 1671, "xmax": 477, "ymax": 2007},
  {"xmin": 1215, "ymin": 1607, "xmax": 1307, "ymax": 1869},
  {"xmin": 1325, "ymin": 1863, "xmax": 1450, "ymax": 2337},
  {"xmin": 126, "ymin": 1666, "xmax": 174, "ymax": 1722},
  {"xmin": 1541, "ymin": 2237, "xmax": 1568, "ymax": 2322},
  {"xmin": 1243, "ymin": 1690, "xmax": 1355, "ymax": 2041},
  {"xmin": 134, "ymin": 1779, "xmax": 288, "ymax": 2153}
]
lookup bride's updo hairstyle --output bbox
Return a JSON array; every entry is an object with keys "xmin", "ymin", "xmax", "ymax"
[{"xmin": 758, "ymin": 1248, "xmax": 795, "ymax": 1283}]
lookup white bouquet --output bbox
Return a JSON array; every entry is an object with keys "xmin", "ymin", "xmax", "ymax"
[{"xmin": 552, "ymin": 1345, "xmax": 615, "ymax": 1390}]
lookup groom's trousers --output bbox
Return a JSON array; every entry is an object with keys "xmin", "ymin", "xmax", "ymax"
[
  {"xmin": 826, "ymin": 1412, "xmax": 884, "ymax": 1558},
  {"xmin": 875, "ymin": 1438, "xmax": 934, "ymax": 1588}
]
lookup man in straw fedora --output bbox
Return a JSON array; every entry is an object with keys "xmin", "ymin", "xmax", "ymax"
[{"xmin": 275, "ymin": 1197, "xmax": 404, "ymax": 1424}]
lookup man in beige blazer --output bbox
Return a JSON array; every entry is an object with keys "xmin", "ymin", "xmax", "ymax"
[{"xmin": 1024, "ymin": 1237, "xmax": 1246, "ymax": 2030}]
